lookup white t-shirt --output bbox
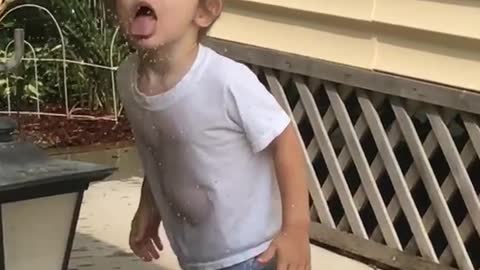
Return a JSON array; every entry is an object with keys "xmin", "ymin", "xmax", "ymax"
[{"xmin": 116, "ymin": 45, "xmax": 291, "ymax": 270}]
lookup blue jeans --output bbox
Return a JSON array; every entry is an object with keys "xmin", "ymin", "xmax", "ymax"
[{"xmin": 220, "ymin": 258, "xmax": 276, "ymax": 270}]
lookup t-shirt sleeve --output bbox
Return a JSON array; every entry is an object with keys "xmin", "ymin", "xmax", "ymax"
[{"xmin": 225, "ymin": 64, "xmax": 291, "ymax": 153}]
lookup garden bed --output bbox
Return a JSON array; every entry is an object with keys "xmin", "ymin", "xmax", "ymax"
[{"xmin": 8, "ymin": 104, "xmax": 134, "ymax": 149}]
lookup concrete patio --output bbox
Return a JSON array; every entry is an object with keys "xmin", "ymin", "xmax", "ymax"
[{"xmin": 59, "ymin": 147, "xmax": 377, "ymax": 270}]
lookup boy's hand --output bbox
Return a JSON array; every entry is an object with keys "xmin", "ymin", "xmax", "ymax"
[
  {"xmin": 257, "ymin": 226, "xmax": 311, "ymax": 270},
  {"xmin": 129, "ymin": 208, "xmax": 163, "ymax": 262}
]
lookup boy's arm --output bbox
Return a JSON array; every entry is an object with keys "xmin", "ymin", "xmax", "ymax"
[
  {"xmin": 133, "ymin": 136, "xmax": 160, "ymax": 216},
  {"xmin": 130, "ymin": 177, "xmax": 163, "ymax": 262},
  {"xmin": 224, "ymin": 64, "xmax": 310, "ymax": 267},
  {"xmin": 258, "ymin": 124, "xmax": 311, "ymax": 269},
  {"xmin": 132, "ymin": 140, "xmax": 161, "ymax": 222},
  {"xmin": 272, "ymin": 124, "xmax": 310, "ymax": 231},
  {"xmin": 137, "ymin": 178, "xmax": 159, "ymax": 214}
]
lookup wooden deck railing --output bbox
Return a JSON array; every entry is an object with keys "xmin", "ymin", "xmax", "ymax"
[{"xmin": 205, "ymin": 38, "xmax": 480, "ymax": 270}]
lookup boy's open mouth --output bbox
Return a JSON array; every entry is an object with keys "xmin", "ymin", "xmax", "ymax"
[
  {"xmin": 136, "ymin": 5, "xmax": 156, "ymax": 18},
  {"xmin": 130, "ymin": 3, "xmax": 157, "ymax": 39}
]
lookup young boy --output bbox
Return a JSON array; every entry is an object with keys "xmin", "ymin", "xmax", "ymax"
[{"xmin": 111, "ymin": 0, "xmax": 311, "ymax": 269}]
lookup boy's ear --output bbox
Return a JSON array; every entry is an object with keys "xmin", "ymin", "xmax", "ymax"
[{"xmin": 194, "ymin": 0, "xmax": 223, "ymax": 28}]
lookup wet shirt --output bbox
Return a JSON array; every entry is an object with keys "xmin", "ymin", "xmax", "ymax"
[{"xmin": 116, "ymin": 45, "xmax": 290, "ymax": 270}]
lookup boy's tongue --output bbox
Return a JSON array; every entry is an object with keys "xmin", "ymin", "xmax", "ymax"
[{"xmin": 130, "ymin": 16, "xmax": 156, "ymax": 37}]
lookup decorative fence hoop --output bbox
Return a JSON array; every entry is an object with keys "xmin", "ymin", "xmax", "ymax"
[
  {"xmin": 0, "ymin": 3, "xmax": 124, "ymax": 123},
  {"xmin": 110, "ymin": 26, "xmax": 120, "ymax": 123},
  {"xmin": 0, "ymin": 4, "xmax": 69, "ymax": 117}
]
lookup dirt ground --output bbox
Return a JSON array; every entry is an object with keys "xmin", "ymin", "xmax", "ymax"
[{"xmin": 7, "ymin": 105, "xmax": 134, "ymax": 149}]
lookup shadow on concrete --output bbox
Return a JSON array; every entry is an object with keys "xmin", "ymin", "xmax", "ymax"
[{"xmin": 69, "ymin": 232, "xmax": 174, "ymax": 270}]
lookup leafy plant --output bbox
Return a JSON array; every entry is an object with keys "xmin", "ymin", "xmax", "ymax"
[{"xmin": 1, "ymin": 0, "xmax": 130, "ymax": 114}]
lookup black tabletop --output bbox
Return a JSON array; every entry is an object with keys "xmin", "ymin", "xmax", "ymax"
[
  {"xmin": 0, "ymin": 141, "xmax": 115, "ymax": 194},
  {"xmin": 0, "ymin": 158, "xmax": 114, "ymax": 193}
]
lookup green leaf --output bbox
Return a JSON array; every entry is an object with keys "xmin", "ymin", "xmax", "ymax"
[
  {"xmin": 3, "ymin": 87, "xmax": 11, "ymax": 96},
  {"xmin": 27, "ymin": 84, "xmax": 38, "ymax": 93}
]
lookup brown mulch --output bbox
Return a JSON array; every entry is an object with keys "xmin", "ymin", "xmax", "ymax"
[{"xmin": 8, "ymin": 104, "xmax": 134, "ymax": 149}]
